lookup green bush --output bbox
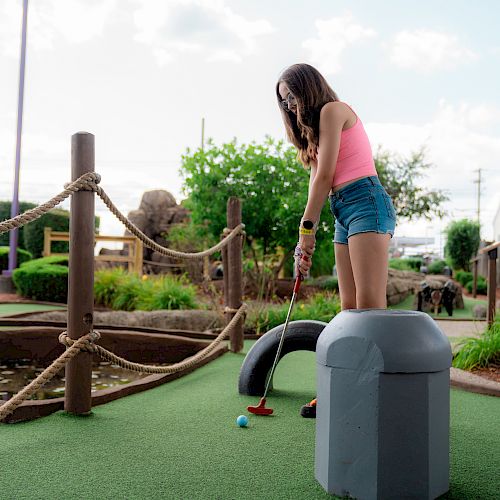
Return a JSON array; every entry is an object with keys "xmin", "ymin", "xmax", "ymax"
[
  {"xmin": 20, "ymin": 255, "xmax": 69, "ymax": 268},
  {"xmin": 389, "ymin": 257, "xmax": 423, "ymax": 272},
  {"xmin": 248, "ymin": 292, "xmax": 340, "ymax": 335},
  {"xmin": 12, "ymin": 263, "xmax": 68, "ymax": 303},
  {"xmin": 0, "ymin": 246, "xmax": 32, "ymax": 271},
  {"xmin": 21, "ymin": 209, "xmax": 101, "ymax": 259},
  {"xmin": 455, "ymin": 270, "xmax": 473, "ymax": 287},
  {"xmin": 22, "ymin": 209, "xmax": 71, "ymax": 258},
  {"xmin": 0, "ymin": 201, "xmax": 37, "ymax": 249},
  {"xmin": 94, "ymin": 269, "xmax": 198, "ymax": 311},
  {"xmin": 308, "ymin": 276, "xmax": 339, "ymax": 292},
  {"xmin": 453, "ymin": 320, "xmax": 500, "ymax": 370},
  {"xmin": 427, "ymin": 259, "xmax": 447, "ymax": 274},
  {"xmin": 94, "ymin": 268, "xmax": 129, "ymax": 308},
  {"xmin": 444, "ymin": 219, "xmax": 480, "ymax": 271},
  {"xmin": 465, "ymin": 277, "xmax": 487, "ymax": 295},
  {"xmin": 136, "ymin": 275, "xmax": 198, "ymax": 311}
]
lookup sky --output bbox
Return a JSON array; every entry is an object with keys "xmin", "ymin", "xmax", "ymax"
[{"xmin": 1, "ymin": 0, "xmax": 499, "ymax": 256}]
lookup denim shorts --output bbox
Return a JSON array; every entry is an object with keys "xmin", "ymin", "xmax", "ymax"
[{"xmin": 329, "ymin": 176, "xmax": 396, "ymax": 245}]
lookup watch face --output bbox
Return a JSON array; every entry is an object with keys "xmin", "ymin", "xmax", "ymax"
[{"xmin": 302, "ymin": 220, "xmax": 314, "ymax": 229}]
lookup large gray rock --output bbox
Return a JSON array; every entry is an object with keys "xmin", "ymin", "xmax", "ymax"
[
  {"xmin": 26, "ymin": 309, "xmax": 223, "ymax": 332},
  {"xmin": 386, "ymin": 269, "xmax": 425, "ymax": 306}
]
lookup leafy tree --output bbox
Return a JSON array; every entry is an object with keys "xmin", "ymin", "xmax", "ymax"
[
  {"xmin": 444, "ymin": 219, "xmax": 480, "ymax": 271},
  {"xmin": 375, "ymin": 148, "xmax": 448, "ymax": 221},
  {"xmin": 180, "ymin": 138, "xmax": 449, "ymax": 282}
]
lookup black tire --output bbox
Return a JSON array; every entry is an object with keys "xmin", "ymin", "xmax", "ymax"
[{"xmin": 238, "ymin": 320, "xmax": 327, "ymax": 396}]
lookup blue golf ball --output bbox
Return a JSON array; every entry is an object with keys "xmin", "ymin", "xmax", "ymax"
[{"xmin": 236, "ymin": 415, "xmax": 248, "ymax": 427}]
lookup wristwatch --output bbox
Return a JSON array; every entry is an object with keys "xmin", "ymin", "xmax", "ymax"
[
  {"xmin": 299, "ymin": 219, "xmax": 317, "ymax": 235},
  {"xmin": 301, "ymin": 219, "xmax": 315, "ymax": 230}
]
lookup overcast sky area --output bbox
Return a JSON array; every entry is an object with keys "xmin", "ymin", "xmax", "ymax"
[{"xmin": 1, "ymin": 0, "xmax": 499, "ymax": 256}]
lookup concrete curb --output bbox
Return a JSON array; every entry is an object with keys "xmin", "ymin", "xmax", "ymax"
[{"xmin": 450, "ymin": 367, "xmax": 500, "ymax": 397}]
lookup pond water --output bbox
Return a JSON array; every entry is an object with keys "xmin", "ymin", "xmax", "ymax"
[{"xmin": 0, "ymin": 359, "xmax": 170, "ymax": 401}]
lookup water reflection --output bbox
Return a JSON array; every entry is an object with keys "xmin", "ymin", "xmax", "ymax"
[{"xmin": 0, "ymin": 359, "xmax": 171, "ymax": 401}]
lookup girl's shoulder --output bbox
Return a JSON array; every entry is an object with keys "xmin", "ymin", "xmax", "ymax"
[{"xmin": 319, "ymin": 101, "xmax": 353, "ymax": 126}]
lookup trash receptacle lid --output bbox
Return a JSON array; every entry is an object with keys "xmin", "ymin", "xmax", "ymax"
[{"xmin": 316, "ymin": 309, "xmax": 452, "ymax": 373}]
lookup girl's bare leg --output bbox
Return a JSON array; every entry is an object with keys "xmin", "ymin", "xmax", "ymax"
[
  {"xmin": 334, "ymin": 243, "xmax": 357, "ymax": 310},
  {"xmin": 347, "ymin": 232, "xmax": 391, "ymax": 309}
]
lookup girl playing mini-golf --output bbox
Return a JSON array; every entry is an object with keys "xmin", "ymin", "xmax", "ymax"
[{"xmin": 276, "ymin": 63, "xmax": 397, "ymax": 417}]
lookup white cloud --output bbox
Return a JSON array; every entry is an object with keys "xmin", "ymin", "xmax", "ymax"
[
  {"xmin": 131, "ymin": 0, "xmax": 274, "ymax": 66},
  {"xmin": 388, "ymin": 29, "xmax": 478, "ymax": 72},
  {"xmin": 302, "ymin": 12, "xmax": 377, "ymax": 74},
  {"xmin": 366, "ymin": 99, "xmax": 500, "ymax": 238},
  {"xmin": 0, "ymin": 0, "xmax": 116, "ymax": 56}
]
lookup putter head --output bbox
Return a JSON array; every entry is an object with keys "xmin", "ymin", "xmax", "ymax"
[{"xmin": 247, "ymin": 397, "xmax": 273, "ymax": 415}]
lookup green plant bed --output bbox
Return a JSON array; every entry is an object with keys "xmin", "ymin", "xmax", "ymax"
[
  {"xmin": 389, "ymin": 294, "xmax": 488, "ymax": 319},
  {"xmin": 453, "ymin": 320, "xmax": 500, "ymax": 370}
]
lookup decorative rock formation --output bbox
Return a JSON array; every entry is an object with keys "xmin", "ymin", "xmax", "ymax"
[{"xmin": 98, "ymin": 190, "xmax": 197, "ymax": 277}]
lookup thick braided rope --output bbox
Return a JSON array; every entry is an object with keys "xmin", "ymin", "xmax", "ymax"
[
  {"xmin": 60, "ymin": 304, "xmax": 247, "ymax": 374},
  {"xmin": 95, "ymin": 186, "xmax": 245, "ymax": 259},
  {"xmin": 0, "ymin": 173, "xmax": 100, "ymax": 234},
  {"xmin": 0, "ymin": 333, "xmax": 96, "ymax": 422}
]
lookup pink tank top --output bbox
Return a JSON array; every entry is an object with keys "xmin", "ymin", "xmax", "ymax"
[{"xmin": 329, "ymin": 103, "xmax": 377, "ymax": 187}]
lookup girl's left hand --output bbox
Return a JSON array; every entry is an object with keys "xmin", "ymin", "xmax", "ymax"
[{"xmin": 298, "ymin": 233, "xmax": 315, "ymax": 275}]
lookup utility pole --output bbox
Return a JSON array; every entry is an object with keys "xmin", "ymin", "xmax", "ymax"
[
  {"xmin": 3, "ymin": 0, "xmax": 29, "ymax": 279},
  {"xmin": 201, "ymin": 117, "xmax": 205, "ymax": 150},
  {"xmin": 473, "ymin": 168, "xmax": 481, "ymax": 239}
]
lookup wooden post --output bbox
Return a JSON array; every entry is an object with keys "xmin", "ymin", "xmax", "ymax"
[
  {"xmin": 64, "ymin": 132, "xmax": 95, "ymax": 415},
  {"xmin": 225, "ymin": 197, "xmax": 244, "ymax": 353},
  {"xmin": 472, "ymin": 258, "xmax": 478, "ymax": 298},
  {"xmin": 487, "ymin": 248, "xmax": 497, "ymax": 327},
  {"xmin": 135, "ymin": 238, "xmax": 143, "ymax": 276},
  {"xmin": 43, "ymin": 227, "xmax": 51, "ymax": 257}
]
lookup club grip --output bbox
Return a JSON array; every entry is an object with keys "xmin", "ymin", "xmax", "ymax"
[{"xmin": 293, "ymin": 255, "xmax": 309, "ymax": 293}]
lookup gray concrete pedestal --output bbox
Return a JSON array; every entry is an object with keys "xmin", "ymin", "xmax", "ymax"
[{"xmin": 315, "ymin": 309, "xmax": 452, "ymax": 500}]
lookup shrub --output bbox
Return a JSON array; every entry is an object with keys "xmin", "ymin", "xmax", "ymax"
[
  {"xmin": 20, "ymin": 255, "xmax": 69, "ymax": 268},
  {"xmin": 21, "ymin": 209, "xmax": 100, "ymax": 259},
  {"xmin": 22, "ymin": 209, "xmax": 71, "ymax": 258},
  {"xmin": 0, "ymin": 246, "xmax": 32, "ymax": 271},
  {"xmin": 94, "ymin": 268, "xmax": 129, "ymax": 308},
  {"xmin": 94, "ymin": 269, "xmax": 199, "ymax": 311},
  {"xmin": 453, "ymin": 320, "xmax": 500, "ymax": 370},
  {"xmin": 136, "ymin": 274, "xmax": 198, "ymax": 311},
  {"xmin": 110, "ymin": 274, "xmax": 149, "ymax": 311},
  {"xmin": 248, "ymin": 292, "xmax": 340, "ymax": 335},
  {"xmin": 444, "ymin": 219, "xmax": 480, "ymax": 271},
  {"xmin": 465, "ymin": 277, "xmax": 487, "ymax": 295},
  {"xmin": 455, "ymin": 270, "xmax": 473, "ymax": 287},
  {"xmin": 0, "ymin": 201, "xmax": 37, "ymax": 249},
  {"xmin": 389, "ymin": 257, "xmax": 423, "ymax": 272},
  {"xmin": 427, "ymin": 259, "xmax": 447, "ymax": 274},
  {"xmin": 12, "ymin": 263, "xmax": 68, "ymax": 303}
]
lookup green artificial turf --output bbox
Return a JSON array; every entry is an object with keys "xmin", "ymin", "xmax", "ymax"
[
  {"xmin": 0, "ymin": 302, "xmax": 66, "ymax": 317},
  {"xmin": 1, "ymin": 342, "xmax": 499, "ymax": 499}
]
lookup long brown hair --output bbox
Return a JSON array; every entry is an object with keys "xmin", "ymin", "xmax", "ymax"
[{"xmin": 276, "ymin": 63, "xmax": 339, "ymax": 167}]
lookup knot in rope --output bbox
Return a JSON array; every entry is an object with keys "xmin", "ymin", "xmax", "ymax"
[
  {"xmin": 64, "ymin": 172, "xmax": 101, "ymax": 192},
  {"xmin": 222, "ymin": 224, "xmax": 246, "ymax": 237},
  {"xmin": 59, "ymin": 330, "xmax": 101, "ymax": 353}
]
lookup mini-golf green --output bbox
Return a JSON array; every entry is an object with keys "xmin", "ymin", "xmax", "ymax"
[{"xmin": 0, "ymin": 341, "xmax": 498, "ymax": 499}]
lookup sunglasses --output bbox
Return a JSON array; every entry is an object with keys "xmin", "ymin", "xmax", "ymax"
[{"xmin": 280, "ymin": 93, "xmax": 297, "ymax": 111}]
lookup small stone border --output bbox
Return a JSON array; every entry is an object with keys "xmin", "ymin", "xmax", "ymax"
[{"xmin": 450, "ymin": 367, "xmax": 500, "ymax": 397}]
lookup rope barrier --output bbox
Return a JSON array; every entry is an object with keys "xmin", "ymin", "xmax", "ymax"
[
  {"xmin": 0, "ymin": 172, "xmax": 245, "ymax": 259},
  {"xmin": 0, "ymin": 173, "xmax": 100, "ymax": 235},
  {"xmin": 94, "ymin": 185, "xmax": 245, "ymax": 259},
  {"xmin": 0, "ymin": 173, "xmax": 247, "ymax": 422},
  {"xmin": 0, "ymin": 304, "xmax": 246, "ymax": 422}
]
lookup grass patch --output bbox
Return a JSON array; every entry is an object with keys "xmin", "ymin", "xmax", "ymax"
[
  {"xmin": 247, "ymin": 292, "xmax": 341, "ymax": 335},
  {"xmin": 389, "ymin": 293, "xmax": 488, "ymax": 320},
  {"xmin": 453, "ymin": 320, "xmax": 500, "ymax": 370}
]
